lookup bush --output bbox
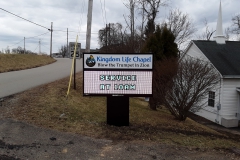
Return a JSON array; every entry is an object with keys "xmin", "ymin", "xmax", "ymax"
[{"xmin": 161, "ymin": 56, "xmax": 219, "ymax": 121}]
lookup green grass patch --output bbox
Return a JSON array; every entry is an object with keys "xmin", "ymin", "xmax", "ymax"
[{"xmin": 0, "ymin": 54, "xmax": 56, "ymax": 73}]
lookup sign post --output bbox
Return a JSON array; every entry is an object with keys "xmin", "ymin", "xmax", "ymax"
[
  {"xmin": 69, "ymin": 42, "xmax": 81, "ymax": 90},
  {"xmin": 83, "ymin": 53, "xmax": 153, "ymax": 126},
  {"xmin": 107, "ymin": 96, "xmax": 129, "ymax": 126}
]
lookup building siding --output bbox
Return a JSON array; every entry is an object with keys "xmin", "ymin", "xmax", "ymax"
[
  {"xmin": 185, "ymin": 43, "xmax": 210, "ymax": 62},
  {"xmin": 185, "ymin": 42, "xmax": 240, "ymax": 127},
  {"xmin": 185, "ymin": 44, "xmax": 222, "ymax": 123},
  {"xmin": 221, "ymin": 79, "xmax": 240, "ymax": 119},
  {"xmin": 195, "ymin": 79, "xmax": 222, "ymax": 124},
  {"xmin": 197, "ymin": 78, "xmax": 240, "ymax": 125}
]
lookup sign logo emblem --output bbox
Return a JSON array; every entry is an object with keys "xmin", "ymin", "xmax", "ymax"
[{"xmin": 86, "ymin": 55, "xmax": 96, "ymax": 67}]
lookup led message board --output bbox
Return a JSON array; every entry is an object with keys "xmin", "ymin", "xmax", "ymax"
[{"xmin": 83, "ymin": 53, "xmax": 153, "ymax": 96}]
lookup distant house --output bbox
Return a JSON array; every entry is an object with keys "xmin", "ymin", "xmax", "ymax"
[
  {"xmin": 81, "ymin": 48, "xmax": 99, "ymax": 53},
  {"xmin": 52, "ymin": 53, "xmax": 63, "ymax": 58},
  {"xmin": 184, "ymin": 2, "xmax": 240, "ymax": 127}
]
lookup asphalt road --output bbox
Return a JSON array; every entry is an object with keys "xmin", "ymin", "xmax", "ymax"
[{"xmin": 0, "ymin": 58, "xmax": 83, "ymax": 98}]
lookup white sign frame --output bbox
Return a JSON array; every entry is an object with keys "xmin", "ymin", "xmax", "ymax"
[
  {"xmin": 83, "ymin": 53, "xmax": 153, "ymax": 70},
  {"xmin": 83, "ymin": 53, "xmax": 153, "ymax": 97}
]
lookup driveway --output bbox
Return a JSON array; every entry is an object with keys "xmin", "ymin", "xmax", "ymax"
[{"xmin": 0, "ymin": 58, "xmax": 83, "ymax": 98}]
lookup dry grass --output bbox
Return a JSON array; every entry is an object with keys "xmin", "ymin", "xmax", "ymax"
[
  {"xmin": 2, "ymin": 72, "xmax": 240, "ymax": 149},
  {"xmin": 0, "ymin": 54, "xmax": 56, "ymax": 73}
]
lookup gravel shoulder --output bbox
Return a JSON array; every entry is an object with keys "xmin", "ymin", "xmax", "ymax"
[{"xmin": 0, "ymin": 118, "xmax": 240, "ymax": 160}]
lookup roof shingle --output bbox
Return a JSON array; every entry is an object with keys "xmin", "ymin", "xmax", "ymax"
[{"xmin": 193, "ymin": 40, "xmax": 240, "ymax": 76}]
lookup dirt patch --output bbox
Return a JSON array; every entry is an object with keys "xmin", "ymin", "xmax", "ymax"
[
  {"xmin": 0, "ymin": 119, "xmax": 239, "ymax": 160},
  {"xmin": 0, "ymin": 155, "xmax": 20, "ymax": 160}
]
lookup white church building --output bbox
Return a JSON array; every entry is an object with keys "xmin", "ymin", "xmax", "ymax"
[{"xmin": 184, "ymin": 1, "xmax": 240, "ymax": 127}]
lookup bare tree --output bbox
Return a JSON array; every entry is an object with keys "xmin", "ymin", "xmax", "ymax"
[
  {"xmin": 12, "ymin": 46, "xmax": 35, "ymax": 54},
  {"xmin": 137, "ymin": 0, "xmax": 169, "ymax": 38},
  {"xmin": 122, "ymin": 0, "xmax": 138, "ymax": 52},
  {"xmin": 136, "ymin": 0, "xmax": 147, "ymax": 49},
  {"xmin": 163, "ymin": 9, "xmax": 196, "ymax": 50},
  {"xmin": 157, "ymin": 56, "xmax": 219, "ymax": 121},
  {"xmin": 5, "ymin": 47, "xmax": 10, "ymax": 54},
  {"xmin": 12, "ymin": 48, "xmax": 18, "ymax": 54},
  {"xmin": 227, "ymin": 14, "xmax": 240, "ymax": 41},
  {"xmin": 225, "ymin": 27, "xmax": 230, "ymax": 40},
  {"xmin": 231, "ymin": 14, "xmax": 240, "ymax": 34},
  {"xmin": 58, "ymin": 45, "xmax": 67, "ymax": 57},
  {"xmin": 25, "ymin": 50, "xmax": 35, "ymax": 54},
  {"xmin": 98, "ymin": 23, "xmax": 143, "ymax": 53},
  {"xmin": 150, "ymin": 58, "xmax": 178, "ymax": 110},
  {"xmin": 17, "ymin": 46, "xmax": 24, "ymax": 54},
  {"xmin": 122, "ymin": 0, "xmax": 137, "ymax": 39},
  {"xmin": 121, "ymin": 0, "xmax": 170, "ymax": 51},
  {"xmin": 197, "ymin": 18, "xmax": 215, "ymax": 41},
  {"xmin": 98, "ymin": 23, "xmax": 124, "ymax": 51}
]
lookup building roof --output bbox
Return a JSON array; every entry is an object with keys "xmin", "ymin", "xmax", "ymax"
[{"xmin": 193, "ymin": 40, "xmax": 240, "ymax": 76}]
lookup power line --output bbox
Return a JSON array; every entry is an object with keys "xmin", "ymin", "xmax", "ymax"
[
  {"xmin": 9, "ymin": 39, "xmax": 24, "ymax": 47},
  {"xmin": 54, "ymin": 29, "xmax": 98, "ymax": 34},
  {"xmin": 33, "ymin": 43, "xmax": 39, "ymax": 52},
  {"xmin": 77, "ymin": 0, "xmax": 86, "ymax": 35},
  {"xmin": 54, "ymin": 30, "xmax": 79, "ymax": 33},
  {"xmin": 8, "ymin": 32, "xmax": 50, "ymax": 48},
  {"xmin": 25, "ymin": 32, "xmax": 49, "ymax": 39},
  {"xmin": 41, "ymin": 43, "xmax": 50, "ymax": 50},
  {"xmin": 0, "ymin": 8, "xmax": 50, "ymax": 30}
]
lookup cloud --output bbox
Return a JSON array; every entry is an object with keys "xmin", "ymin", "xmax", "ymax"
[{"xmin": 0, "ymin": 0, "xmax": 239, "ymax": 54}]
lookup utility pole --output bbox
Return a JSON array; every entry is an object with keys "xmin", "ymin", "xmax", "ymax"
[
  {"xmin": 105, "ymin": 24, "xmax": 108, "ymax": 52},
  {"xmin": 50, "ymin": 22, "xmax": 53, "ymax": 57},
  {"xmin": 39, "ymin": 39, "xmax": 41, "ymax": 55},
  {"xmin": 24, "ymin": 37, "xmax": 25, "ymax": 54},
  {"xmin": 67, "ymin": 28, "xmax": 68, "ymax": 58},
  {"xmin": 108, "ymin": 23, "xmax": 110, "ymax": 45},
  {"xmin": 130, "ymin": 0, "xmax": 135, "ymax": 39},
  {"xmin": 86, "ymin": 0, "xmax": 93, "ymax": 53},
  {"xmin": 140, "ymin": 2, "xmax": 145, "ymax": 49}
]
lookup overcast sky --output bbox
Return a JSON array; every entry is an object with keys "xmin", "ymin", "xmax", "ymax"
[{"xmin": 0, "ymin": 0, "xmax": 239, "ymax": 54}]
